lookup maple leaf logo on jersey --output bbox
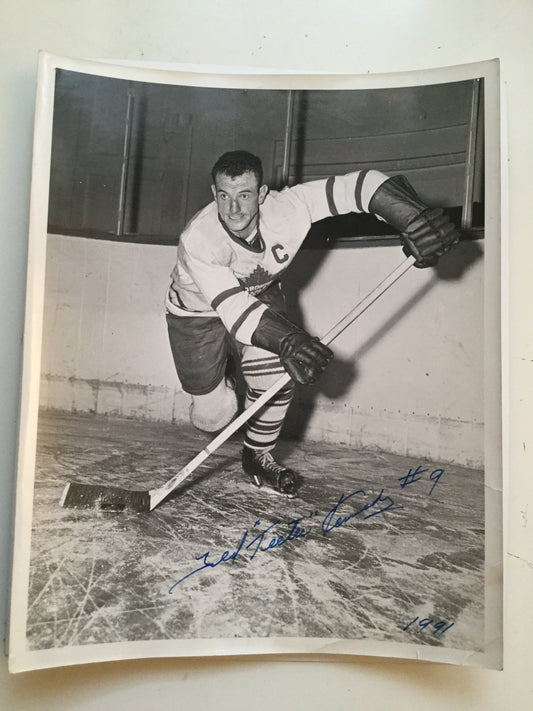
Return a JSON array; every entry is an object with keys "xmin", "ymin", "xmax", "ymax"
[{"xmin": 238, "ymin": 265, "xmax": 275, "ymax": 295}]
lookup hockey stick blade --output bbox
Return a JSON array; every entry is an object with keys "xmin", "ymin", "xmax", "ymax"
[
  {"xmin": 60, "ymin": 482, "xmax": 151, "ymax": 513},
  {"xmin": 58, "ymin": 256, "xmax": 415, "ymax": 513}
]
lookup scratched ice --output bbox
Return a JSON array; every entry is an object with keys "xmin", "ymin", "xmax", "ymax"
[{"xmin": 27, "ymin": 412, "xmax": 484, "ymax": 650}]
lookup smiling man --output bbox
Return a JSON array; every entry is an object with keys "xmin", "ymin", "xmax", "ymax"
[{"xmin": 166, "ymin": 150, "xmax": 458, "ymax": 497}]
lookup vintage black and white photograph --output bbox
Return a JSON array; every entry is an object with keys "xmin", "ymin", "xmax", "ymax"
[{"xmin": 9, "ymin": 55, "xmax": 502, "ymax": 671}]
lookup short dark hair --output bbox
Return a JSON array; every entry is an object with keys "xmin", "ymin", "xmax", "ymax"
[{"xmin": 211, "ymin": 150, "xmax": 263, "ymax": 186}]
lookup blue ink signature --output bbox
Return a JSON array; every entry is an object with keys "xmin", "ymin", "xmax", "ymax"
[
  {"xmin": 321, "ymin": 488, "xmax": 402, "ymax": 535},
  {"xmin": 169, "ymin": 516, "xmax": 313, "ymax": 592},
  {"xmin": 169, "ymin": 461, "xmax": 447, "ymax": 592},
  {"xmin": 169, "ymin": 487, "xmax": 402, "ymax": 593}
]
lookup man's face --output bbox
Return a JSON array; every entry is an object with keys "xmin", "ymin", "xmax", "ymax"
[{"xmin": 211, "ymin": 171, "xmax": 268, "ymax": 239}]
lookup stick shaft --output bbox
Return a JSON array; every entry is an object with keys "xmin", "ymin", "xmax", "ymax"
[
  {"xmin": 149, "ymin": 374, "xmax": 291, "ymax": 508},
  {"xmin": 149, "ymin": 256, "xmax": 415, "ymax": 509}
]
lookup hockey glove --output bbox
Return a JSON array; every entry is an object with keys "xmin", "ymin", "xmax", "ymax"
[
  {"xmin": 252, "ymin": 310, "xmax": 333, "ymax": 385},
  {"xmin": 369, "ymin": 175, "xmax": 460, "ymax": 268}
]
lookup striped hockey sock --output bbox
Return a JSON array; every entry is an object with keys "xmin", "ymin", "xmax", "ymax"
[{"xmin": 240, "ymin": 352, "xmax": 294, "ymax": 451}]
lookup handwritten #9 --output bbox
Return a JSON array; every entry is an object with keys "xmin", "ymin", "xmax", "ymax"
[{"xmin": 168, "ymin": 465, "xmax": 446, "ymax": 593}]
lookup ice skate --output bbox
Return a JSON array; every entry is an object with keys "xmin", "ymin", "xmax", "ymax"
[{"xmin": 242, "ymin": 446, "xmax": 300, "ymax": 498}]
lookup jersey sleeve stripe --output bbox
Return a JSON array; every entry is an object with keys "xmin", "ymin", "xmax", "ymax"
[
  {"xmin": 234, "ymin": 302, "xmax": 268, "ymax": 344},
  {"xmin": 230, "ymin": 300, "xmax": 264, "ymax": 339},
  {"xmin": 354, "ymin": 169, "xmax": 370, "ymax": 212},
  {"xmin": 325, "ymin": 176, "xmax": 339, "ymax": 216},
  {"xmin": 211, "ymin": 286, "xmax": 244, "ymax": 310}
]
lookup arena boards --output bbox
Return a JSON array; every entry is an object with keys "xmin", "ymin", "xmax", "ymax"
[{"xmin": 8, "ymin": 54, "xmax": 502, "ymax": 672}]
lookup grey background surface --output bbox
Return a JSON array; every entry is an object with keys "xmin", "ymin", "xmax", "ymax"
[{"xmin": 1, "ymin": 1, "xmax": 531, "ymax": 709}]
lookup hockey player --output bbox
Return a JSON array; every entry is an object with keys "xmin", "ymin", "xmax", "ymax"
[{"xmin": 166, "ymin": 150, "xmax": 458, "ymax": 497}]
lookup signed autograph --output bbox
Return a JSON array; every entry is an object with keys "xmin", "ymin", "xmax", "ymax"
[{"xmin": 169, "ymin": 487, "xmax": 402, "ymax": 593}]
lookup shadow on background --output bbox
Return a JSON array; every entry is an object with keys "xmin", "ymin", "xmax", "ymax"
[{"xmin": 280, "ymin": 237, "xmax": 484, "ymax": 444}]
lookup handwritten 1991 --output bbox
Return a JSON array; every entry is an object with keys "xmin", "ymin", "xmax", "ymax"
[{"xmin": 403, "ymin": 616, "xmax": 454, "ymax": 636}]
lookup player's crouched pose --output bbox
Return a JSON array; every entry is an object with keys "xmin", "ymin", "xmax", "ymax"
[{"xmin": 166, "ymin": 151, "xmax": 458, "ymax": 497}]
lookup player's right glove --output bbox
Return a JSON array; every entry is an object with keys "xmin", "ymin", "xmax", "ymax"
[
  {"xmin": 251, "ymin": 310, "xmax": 333, "ymax": 385},
  {"xmin": 369, "ymin": 174, "xmax": 460, "ymax": 267}
]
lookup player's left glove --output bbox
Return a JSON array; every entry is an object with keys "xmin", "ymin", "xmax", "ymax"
[{"xmin": 369, "ymin": 175, "xmax": 460, "ymax": 267}]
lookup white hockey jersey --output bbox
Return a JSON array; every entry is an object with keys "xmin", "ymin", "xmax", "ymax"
[{"xmin": 166, "ymin": 169, "xmax": 389, "ymax": 345}]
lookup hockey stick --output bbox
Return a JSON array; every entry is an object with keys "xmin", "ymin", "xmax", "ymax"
[{"xmin": 60, "ymin": 255, "xmax": 416, "ymax": 513}]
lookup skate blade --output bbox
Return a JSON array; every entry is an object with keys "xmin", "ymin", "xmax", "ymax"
[{"xmin": 248, "ymin": 477, "xmax": 299, "ymax": 500}]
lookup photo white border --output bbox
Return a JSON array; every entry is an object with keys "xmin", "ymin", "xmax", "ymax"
[{"xmin": 8, "ymin": 52, "xmax": 502, "ymax": 672}]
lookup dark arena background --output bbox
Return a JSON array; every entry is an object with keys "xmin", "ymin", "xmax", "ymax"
[{"xmin": 28, "ymin": 71, "xmax": 486, "ymax": 652}]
